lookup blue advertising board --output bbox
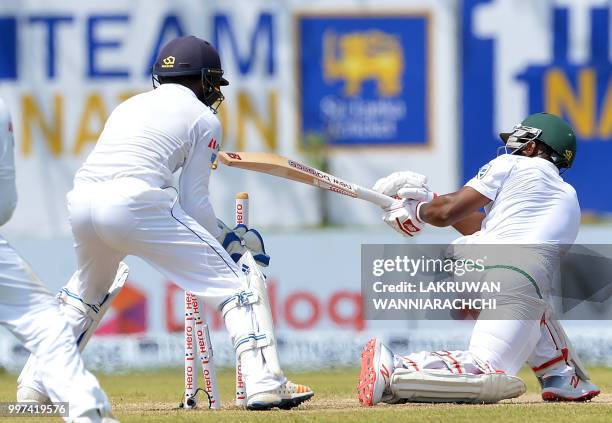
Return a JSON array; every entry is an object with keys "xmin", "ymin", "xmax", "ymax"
[
  {"xmin": 462, "ymin": 0, "xmax": 612, "ymax": 213},
  {"xmin": 297, "ymin": 14, "xmax": 430, "ymax": 147}
]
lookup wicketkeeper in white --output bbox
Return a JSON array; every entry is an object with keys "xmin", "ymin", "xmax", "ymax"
[
  {"xmin": 17, "ymin": 36, "xmax": 313, "ymax": 410},
  {"xmin": 359, "ymin": 113, "xmax": 601, "ymax": 406},
  {"xmin": 0, "ymin": 98, "xmax": 117, "ymax": 422}
]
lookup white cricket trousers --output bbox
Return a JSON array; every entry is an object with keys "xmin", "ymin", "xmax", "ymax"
[
  {"xmin": 0, "ymin": 237, "xmax": 110, "ymax": 419},
  {"xmin": 63, "ymin": 178, "xmax": 279, "ymax": 395}
]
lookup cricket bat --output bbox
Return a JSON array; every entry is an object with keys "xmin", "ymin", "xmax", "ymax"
[{"xmin": 218, "ymin": 152, "xmax": 394, "ymax": 208}]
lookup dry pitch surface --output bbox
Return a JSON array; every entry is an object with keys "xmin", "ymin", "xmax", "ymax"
[{"xmin": 1, "ymin": 367, "xmax": 612, "ymax": 422}]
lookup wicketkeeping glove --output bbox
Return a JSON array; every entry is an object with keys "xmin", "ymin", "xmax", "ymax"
[
  {"xmin": 242, "ymin": 228, "xmax": 270, "ymax": 267},
  {"xmin": 215, "ymin": 220, "xmax": 270, "ymax": 267},
  {"xmin": 382, "ymin": 198, "xmax": 424, "ymax": 237}
]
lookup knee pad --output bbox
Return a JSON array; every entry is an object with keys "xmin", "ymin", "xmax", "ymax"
[{"xmin": 221, "ymin": 290, "xmax": 270, "ymax": 354}]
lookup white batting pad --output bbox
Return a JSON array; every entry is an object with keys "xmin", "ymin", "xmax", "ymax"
[{"xmin": 390, "ymin": 368, "xmax": 526, "ymax": 404}]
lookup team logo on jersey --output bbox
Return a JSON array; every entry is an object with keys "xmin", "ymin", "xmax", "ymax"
[
  {"xmin": 477, "ymin": 164, "xmax": 491, "ymax": 179},
  {"xmin": 161, "ymin": 55, "xmax": 175, "ymax": 68}
]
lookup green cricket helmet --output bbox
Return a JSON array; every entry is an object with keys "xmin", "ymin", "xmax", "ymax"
[{"xmin": 499, "ymin": 112, "xmax": 576, "ymax": 168}]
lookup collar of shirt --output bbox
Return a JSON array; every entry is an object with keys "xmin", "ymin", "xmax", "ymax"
[
  {"xmin": 532, "ymin": 156, "xmax": 560, "ymax": 175},
  {"xmin": 158, "ymin": 83, "xmax": 198, "ymax": 99}
]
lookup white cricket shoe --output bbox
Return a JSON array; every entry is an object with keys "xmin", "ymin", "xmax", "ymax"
[
  {"xmin": 246, "ymin": 380, "xmax": 314, "ymax": 410},
  {"xmin": 16, "ymin": 385, "xmax": 50, "ymax": 404},
  {"xmin": 541, "ymin": 374, "xmax": 601, "ymax": 402},
  {"xmin": 358, "ymin": 337, "xmax": 395, "ymax": 407}
]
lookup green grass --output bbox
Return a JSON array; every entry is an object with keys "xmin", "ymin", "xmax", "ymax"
[{"xmin": 1, "ymin": 367, "xmax": 611, "ymax": 422}]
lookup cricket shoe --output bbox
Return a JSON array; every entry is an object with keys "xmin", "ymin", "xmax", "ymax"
[
  {"xmin": 16, "ymin": 385, "xmax": 50, "ymax": 404},
  {"xmin": 540, "ymin": 374, "xmax": 600, "ymax": 402},
  {"xmin": 246, "ymin": 381, "xmax": 314, "ymax": 410},
  {"xmin": 358, "ymin": 337, "xmax": 395, "ymax": 407}
]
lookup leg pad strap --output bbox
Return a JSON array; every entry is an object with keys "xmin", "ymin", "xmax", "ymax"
[{"xmin": 220, "ymin": 290, "xmax": 258, "ymax": 318}]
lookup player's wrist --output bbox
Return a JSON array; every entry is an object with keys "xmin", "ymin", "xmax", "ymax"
[{"xmin": 416, "ymin": 201, "xmax": 427, "ymax": 223}]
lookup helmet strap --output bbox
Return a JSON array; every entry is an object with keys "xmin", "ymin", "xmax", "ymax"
[{"xmin": 151, "ymin": 72, "xmax": 161, "ymax": 89}]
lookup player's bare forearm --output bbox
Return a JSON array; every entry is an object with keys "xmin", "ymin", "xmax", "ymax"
[
  {"xmin": 419, "ymin": 187, "xmax": 490, "ymax": 228},
  {"xmin": 452, "ymin": 211, "xmax": 485, "ymax": 235}
]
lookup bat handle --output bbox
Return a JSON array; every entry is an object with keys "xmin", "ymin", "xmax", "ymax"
[{"xmin": 355, "ymin": 186, "xmax": 395, "ymax": 208}]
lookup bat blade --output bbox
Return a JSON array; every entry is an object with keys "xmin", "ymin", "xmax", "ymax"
[
  {"xmin": 219, "ymin": 151, "xmax": 357, "ymax": 197},
  {"xmin": 218, "ymin": 151, "xmax": 394, "ymax": 208}
]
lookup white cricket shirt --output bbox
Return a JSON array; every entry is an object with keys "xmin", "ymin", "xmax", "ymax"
[
  {"xmin": 75, "ymin": 84, "xmax": 222, "ymax": 235},
  {"xmin": 463, "ymin": 154, "xmax": 580, "ymax": 244},
  {"xmin": 0, "ymin": 97, "xmax": 16, "ymax": 227}
]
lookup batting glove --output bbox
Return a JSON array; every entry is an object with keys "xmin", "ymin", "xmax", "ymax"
[
  {"xmin": 396, "ymin": 186, "xmax": 437, "ymax": 202},
  {"xmin": 373, "ymin": 171, "xmax": 428, "ymax": 197},
  {"xmin": 382, "ymin": 198, "xmax": 425, "ymax": 237},
  {"xmin": 215, "ymin": 220, "xmax": 270, "ymax": 267}
]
